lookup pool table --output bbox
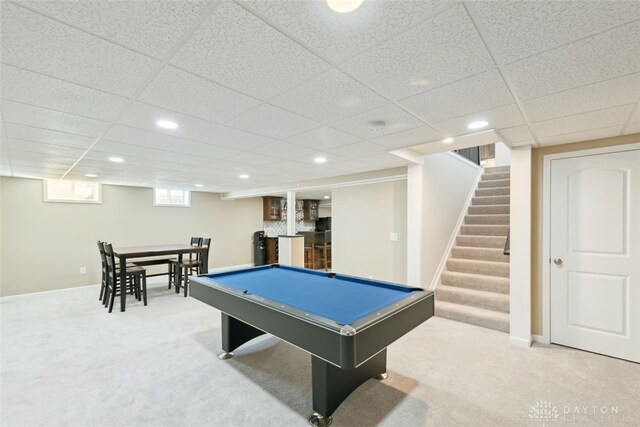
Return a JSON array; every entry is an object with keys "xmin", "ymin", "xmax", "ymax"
[{"xmin": 189, "ymin": 264, "xmax": 434, "ymax": 426}]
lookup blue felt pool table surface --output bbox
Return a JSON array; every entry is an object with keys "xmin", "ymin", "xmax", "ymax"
[{"xmin": 199, "ymin": 265, "xmax": 420, "ymax": 325}]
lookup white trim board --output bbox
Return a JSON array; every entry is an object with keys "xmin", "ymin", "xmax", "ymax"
[
  {"xmin": 429, "ymin": 160, "xmax": 483, "ymax": 290},
  {"xmin": 540, "ymin": 142, "xmax": 640, "ymax": 344}
]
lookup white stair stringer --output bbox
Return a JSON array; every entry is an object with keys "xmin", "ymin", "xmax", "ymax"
[{"xmin": 435, "ymin": 165, "xmax": 511, "ymax": 333}]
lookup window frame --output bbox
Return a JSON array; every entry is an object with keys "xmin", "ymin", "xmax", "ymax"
[
  {"xmin": 43, "ymin": 179, "xmax": 102, "ymax": 204},
  {"xmin": 152, "ymin": 188, "xmax": 191, "ymax": 208}
]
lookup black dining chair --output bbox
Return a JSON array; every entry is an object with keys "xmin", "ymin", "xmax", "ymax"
[
  {"xmin": 168, "ymin": 237, "xmax": 202, "ymax": 290},
  {"xmin": 104, "ymin": 243, "xmax": 148, "ymax": 312},
  {"xmin": 174, "ymin": 237, "xmax": 211, "ymax": 297}
]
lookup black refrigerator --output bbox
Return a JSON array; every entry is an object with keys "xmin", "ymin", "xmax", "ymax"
[{"xmin": 252, "ymin": 231, "xmax": 266, "ymax": 266}]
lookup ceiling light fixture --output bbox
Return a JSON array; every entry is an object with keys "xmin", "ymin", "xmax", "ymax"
[
  {"xmin": 239, "ymin": 174, "xmax": 250, "ymax": 179},
  {"xmin": 468, "ymin": 120, "xmax": 489, "ymax": 130},
  {"xmin": 156, "ymin": 119, "xmax": 178, "ymax": 129},
  {"xmin": 314, "ymin": 156, "xmax": 327, "ymax": 164},
  {"xmin": 324, "ymin": 195, "xmax": 330, "ymax": 199},
  {"xmin": 368, "ymin": 120, "xmax": 386, "ymax": 132},
  {"xmin": 109, "ymin": 156, "xmax": 124, "ymax": 163},
  {"xmin": 326, "ymin": 0, "xmax": 364, "ymax": 13},
  {"xmin": 85, "ymin": 173, "xmax": 98, "ymax": 178},
  {"xmin": 194, "ymin": 184, "xmax": 203, "ymax": 188},
  {"xmin": 443, "ymin": 137, "xmax": 454, "ymax": 144}
]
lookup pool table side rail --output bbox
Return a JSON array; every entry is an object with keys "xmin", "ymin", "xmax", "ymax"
[
  {"xmin": 191, "ymin": 265, "xmax": 431, "ymax": 333},
  {"xmin": 190, "ymin": 272, "xmax": 435, "ymax": 369}
]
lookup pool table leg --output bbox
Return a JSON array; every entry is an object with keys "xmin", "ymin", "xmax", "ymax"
[
  {"xmin": 309, "ymin": 349, "xmax": 387, "ymax": 426},
  {"xmin": 218, "ymin": 313, "xmax": 266, "ymax": 360}
]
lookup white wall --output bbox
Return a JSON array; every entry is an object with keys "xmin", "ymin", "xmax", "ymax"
[
  {"xmin": 0, "ymin": 177, "xmax": 263, "ymax": 296},
  {"xmin": 420, "ymin": 153, "xmax": 480, "ymax": 287},
  {"xmin": 495, "ymin": 142, "xmax": 512, "ymax": 166},
  {"xmin": 332, "ymin": 180, "xmax": 407, "ymax": 283}
]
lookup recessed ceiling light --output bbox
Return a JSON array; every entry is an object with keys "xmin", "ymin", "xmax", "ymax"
[
  {"xmin": 324, "ymin": 195, "xmax": 330, "ymax": 199},
  {"xmin": 368, "ymin": 120, "xmax": 386, "ymax": 131},
  {"xmin": 239, "ymin": 174, "xmax": 250, "ymax": 179},
  {"xmin": 156, "ymin": 119, "xmax": 178, "ymax": 129},
  {"xmin": 194, "ymin": 184, "xmax": 203, "ymax": 188},
  {"xmin": 468, "ymin": 120, "xmax": 489, "ymax": 130},
  {"xmin": 109, "ymin": 156, "xmax": 124, "ymax": 163},
  {"xmin": 85, "ymin": 173, "xmax": 98, "ymax": 178},
  {"xmin": 443, "ymin": 137, "xmax": 454, "ymax": 144},
  {"xmin": 326, "ymin": 0, "xmax": 364, "ymax": 13},
  {"xmin": 314, "ymin": 156, "xmax": 327, "ymax": 164}
]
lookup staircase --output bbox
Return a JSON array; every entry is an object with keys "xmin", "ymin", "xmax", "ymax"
[{"xmin": 435, "ymin": 165, "xmax": 510, "ymax": 333}]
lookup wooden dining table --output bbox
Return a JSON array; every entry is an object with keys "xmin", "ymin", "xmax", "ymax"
[{"xmin": 113, "ymin": 244, "xmax": 208, "ymax": 312}]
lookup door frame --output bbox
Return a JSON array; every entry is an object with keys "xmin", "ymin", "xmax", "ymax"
[{"xmin": 541, "ymin": 142, "xmax": 640, "ymax": 344}]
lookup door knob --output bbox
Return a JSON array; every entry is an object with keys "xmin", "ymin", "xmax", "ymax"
[{"xmin": 553, "ymin": 258, "xmax": 563, "ymax": 266}]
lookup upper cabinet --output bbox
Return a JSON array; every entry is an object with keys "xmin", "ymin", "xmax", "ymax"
[
  {"xmin": 263, "ymin": 196, "xmax": 283, "ymax": 221},
  {"xmin": 303, "ymin": 200, "xmax": 320, "ymax": 221}
]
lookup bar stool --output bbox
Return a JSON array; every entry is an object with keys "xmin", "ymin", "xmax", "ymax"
[
  {"xmin": 104, "ymin": 243, "xmax": 148, "ymax": 313},
  {"xmin": 168, "ymin": 237, "xmax": 202, "ymax": 290},
  {"xmin": 314, "ymin": 231, "xmax": 332, "ymax": 271},
  {"xmin": 302, "ymin": 233, "xmax": 315, "ymax": 269}
]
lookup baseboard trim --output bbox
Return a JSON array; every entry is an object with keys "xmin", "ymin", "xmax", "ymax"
[
  {"xmin": 531, "ymin": 334, "xmax": 550, "ymax": 344},
  {"xmin": 510, "ymin": 335, "xmax": 532, "ymax": 348},
  {"xmin": 0, "ymin": 263, "xmax": 255, "ymax": 300}
]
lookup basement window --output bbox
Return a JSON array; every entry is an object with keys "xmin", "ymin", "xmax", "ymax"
[
  {"xmin": 44, "ymin": 179, "xmax": 102, "ymax": 203},
  {"xmin": 153, "ymin": 188, "xmax": 191, "ymax": 207}
]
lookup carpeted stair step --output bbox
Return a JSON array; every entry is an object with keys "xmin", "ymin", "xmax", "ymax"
[
  {"xmin": 482, "ymin": 171, "xmax": 510, "ymax": 181},
  {"xmin": 435, "ymin": 301, "xmax": 510, "ymax": 333},
  {"xmin": 447, "ymin": 258, "xmax": 509, "ymax": 278},
  {"xmin": 475, "ymin": 187, "xmax": 510, "ymax": 197},
  {"xmin": 472, "ymin": 195, "xmax": 510, "ymax": 205},
  {"xmin": 436, "ymin": 285, "xmax": 510, "ymax": 313},
  {"xmin": 478, "ymin": 178, "xmax": 510, "ymax": 189},
  {"xmin": 441, "ymin": 271, "xmax": 510, "ymax": 294},
  {"xmin": 484, "ymin": 165, "xmax": 510, "ymax": 174},
  {"xmin": 451, "ymin": 246, "xmax": 510, "ymax": 262},
  {"xmin": 456, "ymin": 235, "xmax": 507, "ymax": 248},
  {"xmin": 460, "ymin": 224, "xmax": 509, "ymax": 236},
  {"xmin": 465, "ymin": 214, "xmax": 509, "ymax": 225},
  {"xmin": 468, "ymin": 204, "xmax": 510, "ymax": 215}
]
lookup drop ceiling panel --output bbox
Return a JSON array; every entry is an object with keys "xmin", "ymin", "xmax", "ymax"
[
  {"xmin": 497, "ymin": 125, "xmax": 535, "ymax": 145},
  {"xmin": 250, "ymin": 141, "xmax": 316, "ymax": 160},
  {"xmin": 370, "ymin": 126, "xmax": 443, "ymax": 149},
  {"xmin": 10, "ymin": 150, "xmax": 76, "ymax": 166},
  {"xmin": 270, "ymin": 68, "xmax": 387, "ymax": 124},
  {"xmin": 286, "ymin": 126, "xmax": 360, "ymax": 150},
  {"xmin": 194, "ymin": 126, "xmax": 275, "ymax": 151},
  {"xmin": 538, "ymin": 125, "xmax": 624, "ymax": 147},
  {"xmin": 472, "ymin": 1, "xmax": 640, "ymax": 64},
  {"xmin": 242, "ymin": 0, "xmax": 445, "ymax": 64},
  {"xmin": 6, "ymin": 139, "xmax": 86, "ymax": 158},
  {"xmin": 328, "ymin": 141, "xmax": 386, "ymax": 159},
  {"xmin": 523, "ymin": 73, "xmax": 640, "ymax": 122},
  {"xmin": 91, "ymin": 141, "xmax": 208, "ymax": 167},
  {"xmin": 399, "ymin": 69, "xmax": 515, "ymax": 124},
  {"xmin": 434, "ymin": 104, "xmax": 525, "ymax": 136},
  {"xmin": 362, "ymin": 153, "xmax": 411, "ymax": 168},
  {"xmin": 341, "ymin": 5, "xmax": 495, "ymax": 100},
  {"xmin": 1, "ymin": 65, "xmax": 128, "ymax": 121},
  {"xmin": 506, "ymin": 20, "xmax": 640, "ymax": 100},
  {"xmin": 2, "ymin": 100, "xmax": 110, "ymax": 138},
  {"xmin": 117, "ymin": 102, "xmax": 216, "ymax": 139},
  {"xmin": 226, "ymin": 151, "xmax": 281, "ymax": 166},
  {"xmin": 20, "ymin": 0, "xmax": 212, "ymax": 59},
  {"xmin": 139, "ymin": 66, "xmax": 260, "ymax": 123},
  {"xmin": 103, "ymin": 125, "xmax": 242, "ymax": 160},
  {"xmin": 227, "ymin": 104, "xmax": 319, "ymax": 139},
  {"xmin": 333, "ymin": 104, "xmax": 423, "ymax": 139},
  {"xmin": 1, "ymin": 3, "xmax": 159, "ymax": 97},
  {"xmin": 532, "ymin": 104, "xmax": 634, "ymax": 138},
  {"xmin": 4, "ymin": 123, "xmax": 96, "ymax": 150},
  {"xmin": 171, "ymin": 1, "xmax": 329, "ymax": 100}
]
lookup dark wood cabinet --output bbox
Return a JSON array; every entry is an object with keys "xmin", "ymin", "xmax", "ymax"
[
  {"xmin": 303, "ymin": 200, "xmax": 320, "ymax": 221},
  {"xmin": 265, "ymin": 237, "xmax": 278, "ymax": 264},
  {"xmin": 263, "ymin": 197, "xmax": 283, "ymax": 221}
]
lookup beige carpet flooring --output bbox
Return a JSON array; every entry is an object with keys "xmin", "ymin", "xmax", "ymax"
[{"xmin": 1, "ymin": 282, "xmax": 639, "ymax": 426}]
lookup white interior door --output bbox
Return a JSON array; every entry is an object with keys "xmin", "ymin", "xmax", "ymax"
[{"xmin": 550, "ymin": 149, "xmax": 640, "ymax": 363}]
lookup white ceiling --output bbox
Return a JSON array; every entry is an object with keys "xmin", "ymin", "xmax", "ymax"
[{"xmin": 1, "ymin": 0, "xmax": 640, "ymax": 192}]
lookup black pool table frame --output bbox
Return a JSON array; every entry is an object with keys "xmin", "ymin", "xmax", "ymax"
[{"xmin": 190, "ymin": 264, "xmax": 434, "ymax": 426}]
